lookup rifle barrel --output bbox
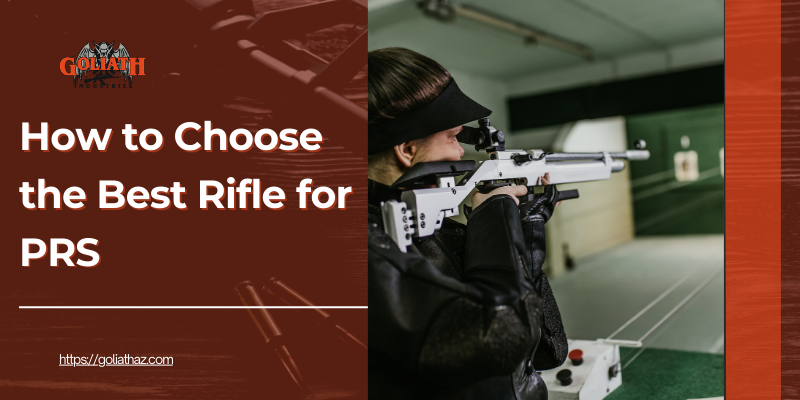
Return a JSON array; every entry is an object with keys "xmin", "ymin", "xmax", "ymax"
[
  {"xmin": 545, "ymin": 150, "xmax": 650, "ymax": 161},
  {"xmin": 235, "ymin": 281, "xmax": 305, "ymax": 392},
  {"xmin": 263, "ymin": 278, "xmax": 367, "ymax": 352}
]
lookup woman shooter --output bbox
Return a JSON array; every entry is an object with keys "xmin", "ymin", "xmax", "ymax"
[{"xmin": 368, "ymin": 47, "xmax": 568, "ymax": 400}]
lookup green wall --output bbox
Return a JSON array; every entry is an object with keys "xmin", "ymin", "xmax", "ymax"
[{"xmin": 626, "ymin": 104, "xmax": 724, "ymax": 235}]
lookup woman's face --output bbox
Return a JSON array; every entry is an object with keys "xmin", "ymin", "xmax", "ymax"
[{"xmin": 412, "ymin": 126, "xmax": 465, "ymax": 164}]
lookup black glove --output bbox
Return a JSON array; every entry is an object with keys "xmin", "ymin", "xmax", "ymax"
[
  {"xmin": 519, "ymin": 185, "xmax": 559, "ymax": 224},
  {"xmin": 521, "ymin": 215, "xmax": 546, "ymax": 292},
  {"xmin": 518, "ymin": 186, "xmax": 558, "ymax": 292}
]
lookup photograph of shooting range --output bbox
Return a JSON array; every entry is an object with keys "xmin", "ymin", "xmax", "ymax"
[{"xmin": 368, "ymin": 1, "xmax": 724, "ymax": 399}]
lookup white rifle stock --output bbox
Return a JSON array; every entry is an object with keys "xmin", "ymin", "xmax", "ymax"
[{"xmin": 381, "ymin": 118, "xmax": 650, "ymax": 252}]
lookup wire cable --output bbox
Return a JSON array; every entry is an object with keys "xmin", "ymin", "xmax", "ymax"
[
  {"xmin": 633, "ymin": 166, "xmax": 721, "ymax": 202},
  {"xmin": 621, "ymin": 269, "xmax": 723, "ymax": 370},
  {"xmin": 605, "ymin": 267, "xmax": 699, "ymax": 340}
]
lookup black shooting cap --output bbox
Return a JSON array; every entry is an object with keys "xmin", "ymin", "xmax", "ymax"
[{"xmin": 368, "ymin": 79, "xmax": 492, "ymax": 154}]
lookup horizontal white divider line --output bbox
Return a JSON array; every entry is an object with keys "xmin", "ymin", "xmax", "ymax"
[{"xmin": 20, "ymin": 306, "xmax": 368, "ymax": 309}]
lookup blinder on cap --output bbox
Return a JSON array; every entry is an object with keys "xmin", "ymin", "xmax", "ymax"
[{"xmin": 368, "ymin": 79, "xmax": 492, "ymax": 154}]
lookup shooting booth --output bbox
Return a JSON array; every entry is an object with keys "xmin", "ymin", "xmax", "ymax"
[{"xmin": 369, "ymin": 1, "xmax": 724, "ymax": 399}]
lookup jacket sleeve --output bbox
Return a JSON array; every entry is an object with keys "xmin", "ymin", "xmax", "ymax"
[
  {"xmin": 521, "ymin": 214, "xmax": 569, "ymax": 370},
  {"xmin": 369, "ymin": 195, "xmax": 544, "ymax": 383}
]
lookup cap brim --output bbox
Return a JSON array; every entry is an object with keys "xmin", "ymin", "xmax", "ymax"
[{"xmin": 368, "ymin": 79, "xmax": 491, "ymax": 154}]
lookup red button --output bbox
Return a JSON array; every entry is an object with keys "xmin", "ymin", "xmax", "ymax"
[{"xmin": 568, "ymin": 349, "xmax": 583, "ymax": 365}]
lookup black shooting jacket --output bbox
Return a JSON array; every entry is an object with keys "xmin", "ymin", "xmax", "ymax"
[{"xmin": 368, "ymin": 180, "xmax": 568, "ymax": 400}]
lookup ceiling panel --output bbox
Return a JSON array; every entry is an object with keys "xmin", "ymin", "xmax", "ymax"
[
  {"xmin": 463, "ymin": 0, "xmax": 659, "ymax": 54},
  {"xmin": 370, "ymin": 16, "xmax": 582, "ymax": 78},
  {"xmin": 571, "ymin": 0, "xmax": 724, "ymax": 44},
  {"xmin": 369, "ymin": 0, "xmax": 723, "ymax": 78}
]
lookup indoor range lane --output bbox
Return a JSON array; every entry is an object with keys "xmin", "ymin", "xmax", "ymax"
[{"xmin": 548, "ymin": 235, "xmax": 724, "ymax": 400}]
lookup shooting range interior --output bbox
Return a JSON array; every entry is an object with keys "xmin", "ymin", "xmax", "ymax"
[{"xmin": 369, "ymin": 1, "xmax": 724, "ymax": 399}]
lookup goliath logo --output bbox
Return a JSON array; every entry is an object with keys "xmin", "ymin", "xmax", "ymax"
[{"xmin": 59, "ymin": 41, "xmax": 145, "ymax": 88}]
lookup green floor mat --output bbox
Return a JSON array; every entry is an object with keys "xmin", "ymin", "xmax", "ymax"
[{"xmin": 605, "ymin": 348, "xmax": 724, "ymax": 400}]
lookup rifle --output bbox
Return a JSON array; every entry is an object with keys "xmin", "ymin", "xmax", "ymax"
[
  {"xmin": 234, "ymin": 278, "xmax": 367, "ymax": 392},
  {"xmin": 381, "ymin": 118, "xmax": 650, "ymax": 252},
  {"xmin": 155, "ymin": 0, "xmax": 367, "ymax": 133}
]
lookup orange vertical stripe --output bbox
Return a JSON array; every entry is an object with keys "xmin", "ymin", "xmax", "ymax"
[{"xmin": 726, "ymin": 1, "xmax": 781, "ymax": 399}]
